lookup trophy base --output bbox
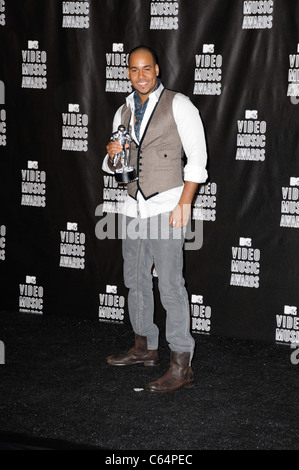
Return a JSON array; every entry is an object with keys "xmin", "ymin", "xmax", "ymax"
[{"xmin": 115, "ymin": 167, "xmax": 138, "ymax": 184}]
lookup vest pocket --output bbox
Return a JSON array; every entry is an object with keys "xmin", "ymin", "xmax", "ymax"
[{"xmin": 156, "ymin": 148, "xmax": 178, "ymax": 169}]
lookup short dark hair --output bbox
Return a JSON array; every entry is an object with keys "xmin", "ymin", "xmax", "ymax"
[{"xmin": 128, "ymin": 45, "xmax": 158, "ymax": 66}]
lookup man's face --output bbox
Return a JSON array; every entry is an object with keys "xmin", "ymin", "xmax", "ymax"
[{"xmin": 127, "ymin": 50, "xmax": 159, "ymax": 103}]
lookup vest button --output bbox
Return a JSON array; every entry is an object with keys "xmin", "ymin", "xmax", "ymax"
[{"xmin": 164, "ymin": 154, "xmax": 167, "ymax": 158}]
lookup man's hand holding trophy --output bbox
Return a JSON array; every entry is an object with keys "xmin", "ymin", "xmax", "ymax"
[{"xmin": 108, "ymin": 125, "xmax": 138, "ymax": 184}]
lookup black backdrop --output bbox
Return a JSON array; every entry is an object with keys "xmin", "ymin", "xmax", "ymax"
[{"xmin": 0, "ymin": 0, "xmax": 298, "ymax": 345}]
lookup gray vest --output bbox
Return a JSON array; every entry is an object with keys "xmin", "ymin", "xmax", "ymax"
[{"xmin": 121, "ymin": 89, "xmax": 183, "ymax": 200}]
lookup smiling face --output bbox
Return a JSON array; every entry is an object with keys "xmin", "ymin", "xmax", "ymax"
[{"xmin": 127, "ymin": 49, "xmax": 160, "ymax": 103}]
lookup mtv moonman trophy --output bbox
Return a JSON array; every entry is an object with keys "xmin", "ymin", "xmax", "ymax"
[{"xmin": 110, "ymin": 125, "xmax": 138, "ymax": 183}]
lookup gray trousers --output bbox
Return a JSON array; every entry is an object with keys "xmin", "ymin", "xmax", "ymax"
[{"xmin": 121, "ymin": 212, "xmax": 195, "ymax": 359}]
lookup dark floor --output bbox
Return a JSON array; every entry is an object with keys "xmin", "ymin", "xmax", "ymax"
[{"xmin": 0, "ymin": 311, "xmax": 298, "ymax": 452}]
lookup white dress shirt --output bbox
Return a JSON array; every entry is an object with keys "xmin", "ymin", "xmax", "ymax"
[{"xmin": 102, "ymin": 83, "xmax": 208, "ymax": 218}]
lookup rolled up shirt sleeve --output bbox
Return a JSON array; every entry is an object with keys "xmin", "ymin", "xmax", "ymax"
[{"xmin": 172, "ymin": 93, "xmax": 208, "ymax": 184}]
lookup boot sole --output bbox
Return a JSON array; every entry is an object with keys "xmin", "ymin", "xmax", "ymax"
[
  {"xmin": 146, "ymin": 380, "xmax": 195, "ymax": 393},
  {"xmin": 107, "ymin": 360, "xmax": 159, "ymax": 367}
]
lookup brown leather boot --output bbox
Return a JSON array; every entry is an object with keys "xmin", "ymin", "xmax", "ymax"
[
  {"xmin": 146, "ymin": 351, "xmax": 194, "ymax": 392},
  {"xmin": 106, "ymin": 334, "xmax": 159, "ymax": 366}
]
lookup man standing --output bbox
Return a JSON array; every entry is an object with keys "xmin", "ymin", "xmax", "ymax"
[{"xmin": 102, "ymin": 46, "xmax": 208, "ymax": 393}]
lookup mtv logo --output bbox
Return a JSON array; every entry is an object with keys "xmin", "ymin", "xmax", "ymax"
[
  {"xmin": 26, "ymin": 275, "xmax": 36, "ymax": 284},
  {"xmin": 290, "ymin": 177, "xmax": 299, "ymax": 187},
  {"xmin": 68, "ymin": 103, "xmax": 80, "ymax": 112},
  {"xmin": 28, "ymin": 40, "xmax": 39, "ymax": 49},
  {"xmin": 239, "ymin": 237, "xmax": 252, "ymax": 247},
  {"xmin": 245, "ymin": 110, "xmax": 258, "ymax": 119},
  {"xmin": 203, "ymin": 44, "xmax": 214, "ymax": 53},
  {"xmin": 112, "ymin": 43, "xmax": 124, "ymax": 52},
  {"xmin": 284, "ymin": 305, "xmax": 297, "ymax": 315},
  {"xmin": 191, "ymin": 294, "xmax": 203, "ymax": 304},
  {"xmin": 28, "ymin": 161, "xmax": 38, "ymax": 169},
  {"xmin": 106, "ymin": 284, "xmax": 117, "ymax": 294},
  {"xmin": 67, "ymin": 222, "xmax": 78, "ymax": 231}
]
